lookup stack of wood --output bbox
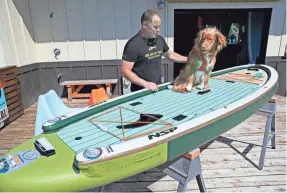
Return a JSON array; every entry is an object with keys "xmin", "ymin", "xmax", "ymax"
[{"xmin": 0, "ymin": 66, "xmax": 24, "ymax": 127}]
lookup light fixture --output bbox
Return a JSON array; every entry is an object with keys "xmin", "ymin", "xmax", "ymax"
[
  {"xmin": 157, "ymin": 0, "xmax": 166, "ymax": 9},
  {"xmin": 53, "ymin": 48, "xmax": 61, "ymax": 60}
]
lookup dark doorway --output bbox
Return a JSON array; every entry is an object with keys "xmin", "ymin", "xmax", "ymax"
[{"xmin": 173, "ymin": 8, "xmax": 272, "ymax": 78}]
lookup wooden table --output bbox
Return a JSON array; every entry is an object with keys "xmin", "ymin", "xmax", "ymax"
[{"xmin": 60, "ymin": 79, "xmax": 118, "ymax": 101}]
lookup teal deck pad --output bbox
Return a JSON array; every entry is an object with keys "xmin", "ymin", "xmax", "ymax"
[{"xmin": 57, "ymin": 79, "xmax": 260, "ymax": 153}]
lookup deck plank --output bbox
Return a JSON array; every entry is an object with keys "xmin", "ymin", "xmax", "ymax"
[{"xmin": 0, "ymin": 94, "xmax": 285, "ymax": 192}]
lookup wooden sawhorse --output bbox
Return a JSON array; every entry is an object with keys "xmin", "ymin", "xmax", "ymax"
[
  {"xmin": 94, "ymin": 148, "xmax": 206, "ymax": 192},
  {"xmin": 158, "ymin": 148, "xmax": 206, "ymax": 192},
  {"xmin": 255, "ymin": 97, "xmax": 276, "ymax": 170}
]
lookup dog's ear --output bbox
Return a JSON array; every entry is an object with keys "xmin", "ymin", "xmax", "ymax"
[
  {"xmin": 216, "ymin": 32, "xmax": 227, "ymax": 51},
  {"xmin": 194, "ymin": 30, "xmax": 205, "ymax": 46},
  {"xmin": 217, "ymin": 32, "xmax": 227, "ymax": 47}
]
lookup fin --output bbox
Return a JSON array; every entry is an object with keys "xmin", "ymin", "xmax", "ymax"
[{"xmin": 116, "ymin": 113, "xmax": 163, "ymax": 129}]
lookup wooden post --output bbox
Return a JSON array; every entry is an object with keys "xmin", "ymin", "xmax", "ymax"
[
  {"xmin": 106, "ymin": 83, "xmax": 112, "ymax": 97},
  {"xmin": 67, "ymin": 85, "xmax": 72, "ymax": 102}
]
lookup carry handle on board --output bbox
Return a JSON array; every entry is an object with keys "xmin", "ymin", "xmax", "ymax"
[
  {"xmin": 247, "ymin": 67, "xmax": 259, "ymax": 71},
  {"xmin": 197, "ymin": 88, "xmax": 211, "ymax": 95}
]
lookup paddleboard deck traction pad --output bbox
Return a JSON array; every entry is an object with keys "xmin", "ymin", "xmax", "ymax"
[{"xmin": 88, "ymin": 106, "xmax": 175, "ymax": 141}]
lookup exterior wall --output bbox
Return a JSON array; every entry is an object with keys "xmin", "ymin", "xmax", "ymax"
[
  {"xmin": 0, "ymin": 40, "xmax": 6, "ymax": 66},
  {"xmin": 265, "ymin": 56, "xmax": 286, "ymax": 96},
  {"xmin": 13, "ymin": 0, "xmax": 167, "ymax": 63},
  {"xmin": 279, "ymin": 16, "xmax": 286, "ymax": 56},
  {"xmin": 0, "ymin": 0, "xmax": 285, "ymax": 66},
  {"xmin": 0, "ymin": 0, "xmax": 37, "ymax": 67},
  {"xmin": 16, "ymin": 59, "xmax": 173, "ymax": 109}
]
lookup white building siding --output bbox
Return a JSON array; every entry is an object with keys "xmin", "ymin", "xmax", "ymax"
[
  {"xmin": 0, "ymin": 0, "xmax": 18, "ymax": 67},
  {"xmin": 0, "ymin": 38, "xmax": 6, "ymax": 67},
  {"xmin": 49, "ymin": 0, "xmax": 70, "ymax": 61},
  {"xmin": 0, "ymin": 0, "xmax": 37, "ymax": 67},
  {"xmin": 0, "ymin": 0, "xmax": 285, "ymax": 67},
  {"xmin": 29, "ymin": 0, "xmax": 53, "ymax": 62},
  {"xmin": 25, "ymin": 0, "xmax": 164, "ymax": 62},
  {"xmin": 99, "ymin": 0, "xmax": 117, "ymax": 60},
  {"xmin": 15, "ymin": 0, "xmax": 38, "ymax": 65},
  {"xmin": 83, "ymin": 0, "xmax": 101, "ymax": 60},
  {"xmin": 6, "ymin": 0, "xmax": 30, "ymax": 66},
  {"xmin": 278, "ymin": 12, "xmax": 286, "ymax": 56}
]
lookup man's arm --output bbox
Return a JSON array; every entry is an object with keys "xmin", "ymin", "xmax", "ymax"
[
  {"xmin": 121, "ymin": 38, "xmax": 159, "ymax": 91},
  {"xmin": 121, "ymin": 40, "xmax": 147, "ymax": 88},
  {"xmin": 160, "ymin": 36, "xmax": 187, "ymax": 63},
  {"xmin": 121, "ymin": 60, "xmax": 146, "ymax": 87},
  {"xmin": 163, "ymin": 50, "xmax": 188, "ymax": 63},
  {"xmin": 121, "ymin": 60, "xmax": 158, "ymax": 91}
]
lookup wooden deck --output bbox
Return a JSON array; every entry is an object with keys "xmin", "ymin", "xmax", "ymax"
[{"xmin": 0, "ymin": 95, "xmax": 286, "ymax": 192}]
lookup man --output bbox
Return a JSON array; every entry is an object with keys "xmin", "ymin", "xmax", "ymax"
[{"xmin": 121, "ymin": 10, "xmax": 187, "ymax": 92}]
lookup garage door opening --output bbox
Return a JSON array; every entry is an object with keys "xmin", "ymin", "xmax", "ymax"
[{"xmin": 173, "ymin": 8, "xmax": 272, "ymax": 78}]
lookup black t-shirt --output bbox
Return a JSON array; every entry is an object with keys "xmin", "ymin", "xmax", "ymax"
[{"xmin": 122, "ymin": 33, "xmax": 169, "ymax": 85}]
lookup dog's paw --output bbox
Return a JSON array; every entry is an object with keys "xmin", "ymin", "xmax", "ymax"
[
  {"xmin": 185, "ymin": 84, "xmax": 193, "ymax": 92},
  {"xmin": 196, "ymin": 85, "xmax": 204, "ymax": 90},
  {"xmin": 172, "ymin": 84, "xmax": 186, "ymax": 93},
  {"xmin": 167, "ymin": 85, "xmax": 173, "ymax": 90}
]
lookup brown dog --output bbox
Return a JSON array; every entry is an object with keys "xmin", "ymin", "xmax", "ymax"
[{"xmin": 173, "ymin": 27, "xmax": 227, "ymax": 92}]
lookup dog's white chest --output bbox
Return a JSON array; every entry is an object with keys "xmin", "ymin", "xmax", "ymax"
[{"xmin": 202, "ymin": 55, "xmax": 214, "ymax": 72}]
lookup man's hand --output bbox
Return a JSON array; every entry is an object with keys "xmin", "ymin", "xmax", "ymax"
[
  {"xmin": 122, "ymin": 60, "xmax": 159, "ymax": 92},
  {"xmin": 163, "ymin": 50, "xmax": 188, "ymax": 63},
  {"xmin": 143, "ymin": 82, "xmax": 159, "ymax": 91}
]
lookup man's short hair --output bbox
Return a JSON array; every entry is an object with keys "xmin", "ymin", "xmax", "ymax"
[{"xmin": 141, "ymin": 10, "xmax": 161, "ymax": 24}]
